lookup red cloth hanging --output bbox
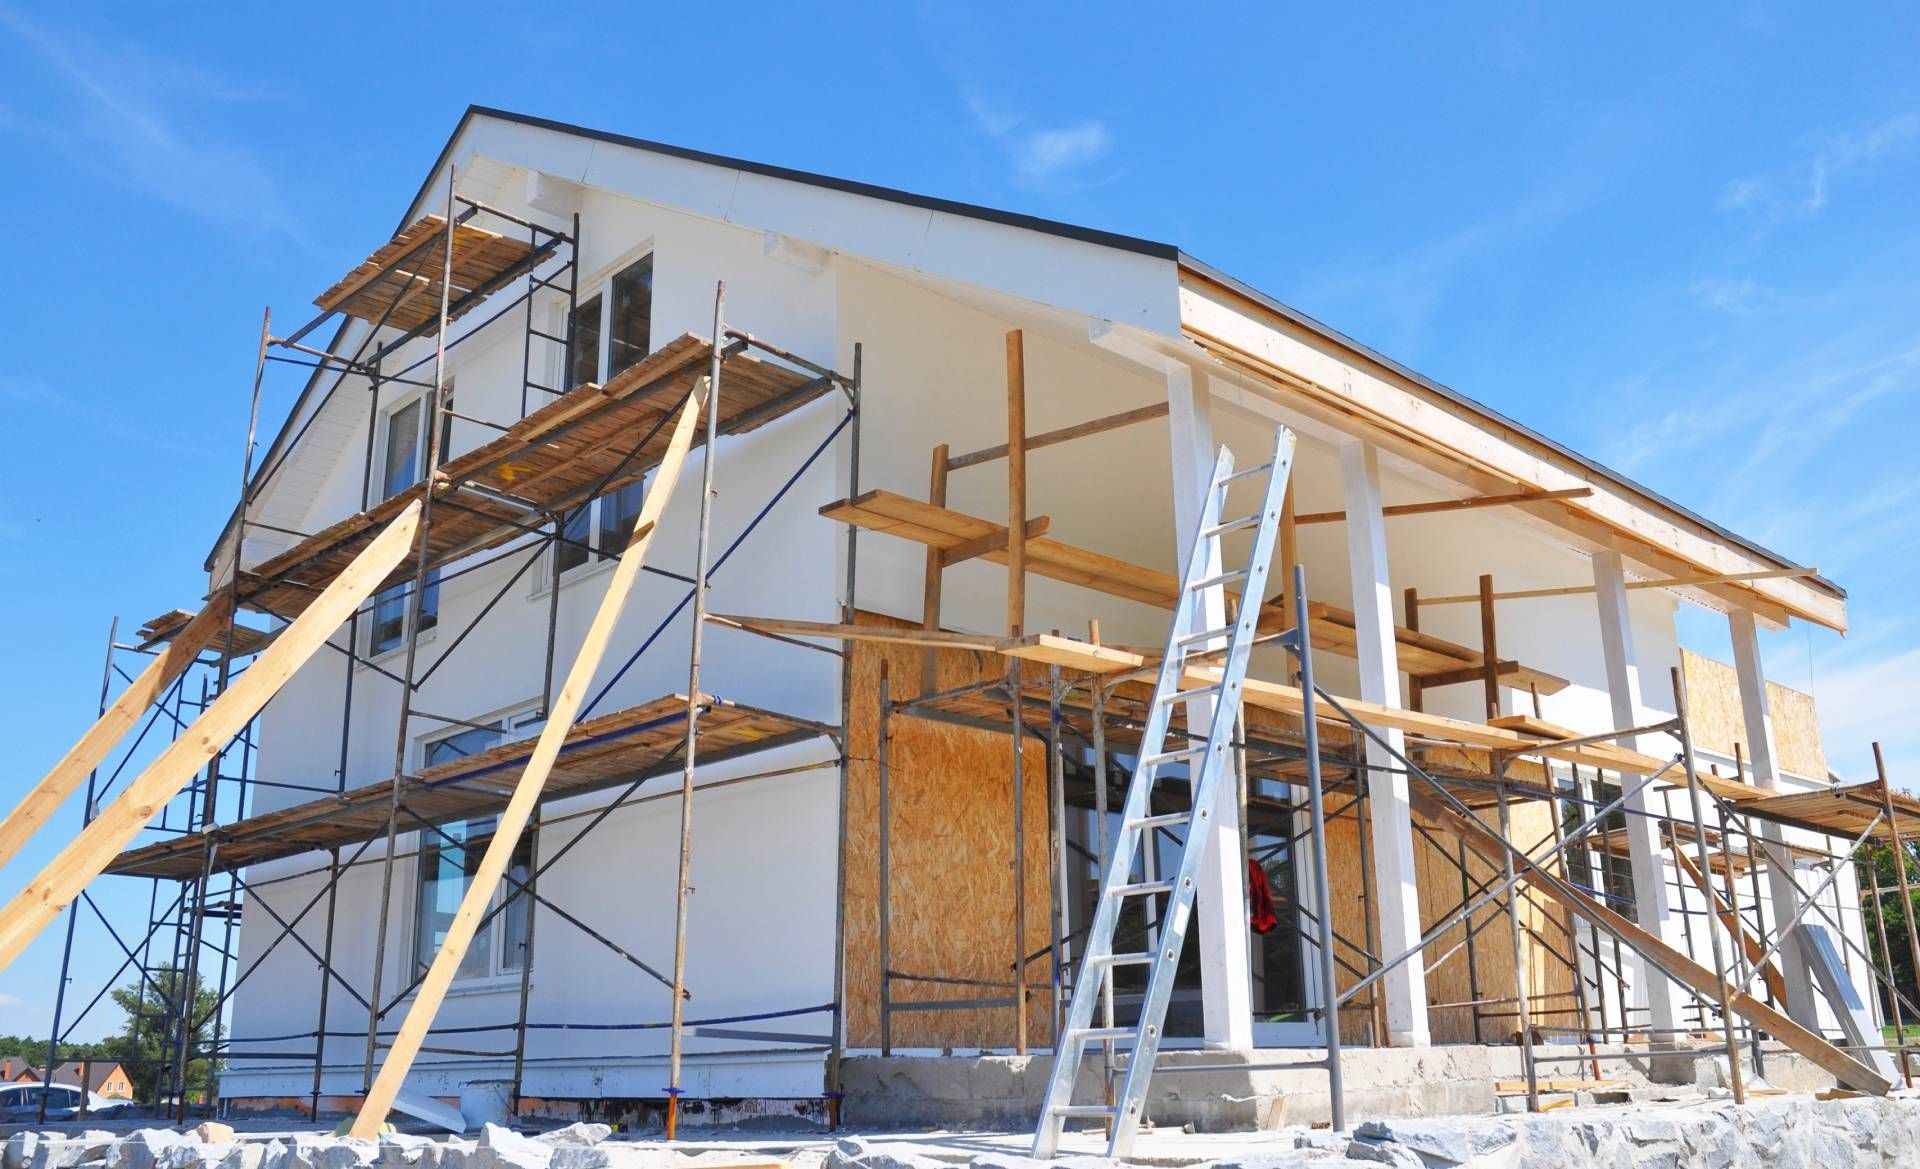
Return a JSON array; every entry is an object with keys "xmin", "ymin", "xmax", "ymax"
[{"xmin": 1248, "ymin": 856, "xmax": 1278, "ymax": 935}]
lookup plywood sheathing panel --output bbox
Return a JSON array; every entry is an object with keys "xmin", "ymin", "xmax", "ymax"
[
  {"xmin": 842, "ymin": 612, "xmax": 1056, "ymax": 1049},
  {"xmin": 313, "ymin": 215, "xmax": 538, "ymax": 336},
  {"xmin": 1679, "ymin": 648, "xmax": 1827, "ymax": 780},
  {"xmin": 236, "ymin": 334, "xmax": 830, "ymax": 620},
  {"xmin": 106, "ymin": 694, "xmax": 819, "ymax": 880}
]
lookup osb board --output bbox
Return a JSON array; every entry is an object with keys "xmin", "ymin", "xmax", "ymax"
[
  {"xmin": 843, "ymin": 612, "xmax": 1057, "ymax": 1049},
  {"xmin": 1411, "ymin": 800, "xmax": 1577, "ymax": 1045},
  {"xmin": 1679, "ymin": 648, "xmax": 1826, "ymax": 780}
]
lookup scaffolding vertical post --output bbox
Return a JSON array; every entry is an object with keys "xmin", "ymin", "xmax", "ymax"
[
  {"xmin": 1293, "ymin": 565, "xmax": 1342, "ymax": 1132},
  {"xmin": 1048, "ymin": 666, "xmax": 1069, "ymax": 1047},
  {"xmin": 365, "ymin": 165, "xmax": 458, "ymax": 1091},
  {"xmin": 1089, "ymin": 673, "xmax": 1115, "ymax": 1110},
  {"xmin": 1456, "ymin": 836, "xmax": 1485, "ymax": 1045},
  {"xmin": 1673, "ymin": 667, "xmax": 1744, "ymax": 1103},
  {"xmin": 665, "ymin": 281, "xmax": 726, "ymax": 1140},
  {"xmin": 1867, "ymin": 845, "xmax": 1912, "ymax": 1084},
  {"xmin": 1493, "ymin": 754, "xmax": 1538, "ymax": 1111},
  {"xmin": 1005, "ymin": 328, "xmax": 1029, "ymax": 1055},
  {"xmin": 310, "ymin": 846, "xmax": 342, "ymax": 1119},
  {"xmin": 826, "ymin": 342, "xmax": 861, "ymax": 1127},
  {"xmin": 511, "ymin": 809, "xmax": 541, "ymax": 1114}
]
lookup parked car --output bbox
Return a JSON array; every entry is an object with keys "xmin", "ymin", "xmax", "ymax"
[{"xmin": 0, "ymin": 1082, "xmax": 85, "ymax": 1120}]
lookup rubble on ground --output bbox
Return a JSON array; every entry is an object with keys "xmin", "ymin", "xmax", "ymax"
[{"xmin": 4, "ymin": 1091, "xmax": 1920, "ymax": 1169}]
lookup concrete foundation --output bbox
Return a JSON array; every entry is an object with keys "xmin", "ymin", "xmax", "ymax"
[{"xmin": 839, "ymin": 1042, "xmax": 1843, "ymax": 1131}]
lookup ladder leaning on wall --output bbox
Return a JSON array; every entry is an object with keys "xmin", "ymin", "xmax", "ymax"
[{"xmin": 1032, "ymin": 426, "xmax": 1296, "ymax": 1158}]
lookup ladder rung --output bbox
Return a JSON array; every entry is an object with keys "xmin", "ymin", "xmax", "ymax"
[
  {"xmin": 1188, "ymin": 568, "xmax": 1249, "ymax": 591},
  {"xmin": 1141, "ymin": 745, "xmax": 1206, "ymax": 767},
  {"xmin": 1175, "ymin": 626, "xmax": 1234, "ymax": 648},
  {"xmin": 1204, "ymin": 514, "xmax": 1262, "ymax": 537},
  {"xmin": 1110, "ymin": 880, "xmax": 1174, "ymax": 898},
  {"xmin": 1088, "ymin": 951, "xmax": 1154, "ymax": 967},
  {"xmin": 1049, "ymin": 1103, "xmax": 1119, "ymax": 1117},
  {"xmin": 1125, "ymin": 812, "xmax": 1191, "ymax": 832},
  {"xmin": 1220, "ymin": 461, "xmax": 1274, "ymax": 484},
  {"xmin": 1159, "ymin": 685, "xmax": 1220, "ymax": 705},
  {"xmin": 1070, "ymin": 1028, "xmax": 1137, "ymax": 1043}
]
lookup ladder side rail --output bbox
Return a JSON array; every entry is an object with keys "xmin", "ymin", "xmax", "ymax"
[{"xmin": 1107, "ymin": 431, "xmax": 1293, "ymax": 1149}]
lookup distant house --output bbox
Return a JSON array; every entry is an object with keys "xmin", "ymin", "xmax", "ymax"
[
  {"xmin": 0, "ymin": 1057, "xmax": 42, "ymax": 1083},
  {"xmin": 52, "ymin": 1061, "xmax": 135, "ymax": 1099}
]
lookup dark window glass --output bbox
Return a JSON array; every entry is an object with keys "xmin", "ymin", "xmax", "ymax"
[
  {"xmin": 381, "ymin": 399, "xmax": 422, "ymax": 500},
  {"xmin": 598, "ymin": 478, "xmax": 648, "ymax": 559},
  {"xmin": 555, "ymin": 505, "xmax": 592, "ymax": 580},
  {"xmin": 569, "ymin": 295, "xmax": 602, "ymax": 390},
  {"xmin": 369, "ymin": 569, "xmax": 438, "ymax": 656},
  {"xmin": 414, "ymin": 817, "xmax": 534, "ymax": 977},
  {"xmin": 607, "ymin": 256, "xmax": 653, "ymax": 379}
]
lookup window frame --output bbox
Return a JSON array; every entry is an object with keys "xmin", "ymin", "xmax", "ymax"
[
  {"xmin": 365, "ymin": 386, "xmax": 452, "ymax": 659},
  {"xmin": 410, "ymin": 705, "xmax": 545, "ymax": 986},
  {"xmin": 540, "ymin": 249, "xmax": 656, "ymax": 592}
]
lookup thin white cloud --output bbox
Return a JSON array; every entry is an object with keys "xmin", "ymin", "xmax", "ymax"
[
  {"xmin": 1719, "ymin": 110, "xmax": 1920, "ymax": 219},
  {"xmin": 0, "ymin": 376, "xmax": 203, "ymax": 457},
  {"xmin": 0, "ymin": 991, "xmax": 21, "ymax": 1009},
  {"xmin": 963, "ymin": 86, "xmax": 1116, "ymax": 193},
  {"xmin": 1807, "ymin": 641, "xmax": 1920, "ymax": 784},
  {"xmin": 1692, "ymin": 276, "xmax": 1761, "ymax": 315},
  {"xmin": 0, "ymin": 6, "xmax": 301, "ymax": 244}
]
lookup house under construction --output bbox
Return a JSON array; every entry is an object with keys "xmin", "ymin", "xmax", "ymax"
[{"xmin": 8, "ymin": 106, "xmax": 1920, "ymax": 1148}]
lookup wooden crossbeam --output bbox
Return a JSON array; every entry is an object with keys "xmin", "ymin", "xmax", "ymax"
[
  {"xmin": 942, "ymin": 516, "xmax": 1050, "ymax": 567},
  {"xmin": 1292, "ymin": 486, "xmax": 1594, "ymax": 524},
  {"xmin": 0, "ymin": 504, "xmax": 423, "ymax": 972},
  {"xmin": 1414, "ymin": 566, "xmax": 1821, "ymax": 607},
  {"xmin": 944, "ymin": 401, "xmax": 1169, "ymax": 471},
  {"xmin": 0, "ymin": 596, "xmax": 235, "ymax": 872},
  {"xmin": 351, "ymin": 377, "xmax": 710, "ymax": 1138},
  {"xmin": 1423, "ymin": 792, "xmax": 1890, "ymax": 1095}
]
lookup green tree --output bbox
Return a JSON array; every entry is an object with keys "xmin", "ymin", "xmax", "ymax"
[
  {"xmin": 106, "ymin": 965, "xmax": 222, "ymax": 1102},
  {"xmin": 1857, "ymin": 844, "xmax": 1920, "ymax": 1031}
]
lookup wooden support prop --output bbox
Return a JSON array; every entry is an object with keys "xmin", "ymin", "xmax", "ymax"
[
  {"xmin": 1278, "ymin": 478, "xmax": 1298, "ymax": 623},
  {"xmin": 0, "ymin": 595, "xmax": 235, "ymax": 871},
  {"xmin": 1006, "ymin": 330, "xmax": 1027, "ymax": 638},
  {"xmin": 1292, "ymin": 486, "xmax": 1594, "ymax": 524},
  {"xmin": 920, "ymin": 444, "xmax": 949, "ymax": 695},
  {"xmin": 1421, "ymin": 791, "xmax": 1892, "ymax": 1095},
  {"xmin": 1671, "ymin": 846, "xmax": 1788, "ymax": 1003},
  {"xmin": 944, "ymin": 401, "xmax": 1168, "ymax": 471},
  {"xmin": 0, "ymin": 504, "xmax": 422, "ymax": 972},
  {"xmin": 1415, "ymin": 566, "xmax": 1821, "ymax": 607},
  {"xmin": 1478, "ymin": 574, "xmax": 1500, "ymax": 721},
  {"xmin": 1403, "ymin": 587, "xmax": 1423, "ymax": 713},
  {"xmin": 350, "ymin": 379, "xmax": 710, "ymax": 1138}
]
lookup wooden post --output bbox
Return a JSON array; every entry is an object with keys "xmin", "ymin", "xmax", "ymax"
[
  {"xmin": 1004, "ymin": 328, "xmax": 1029, "ymax": 1053},
  {"xmin": 0, "ymin": 595, "xmax": 236, "ymax": 870},
  {"xmin": 350, "ymin": 378, "xmax": 709, "ymax": 1139},
  {"xmin": 1403, "ymin": 587, "xmax": 1423, "ymax": 713},
  {"xmin": 920, "ymin": 444, "xmax": 950, "ymax": 695},
  {"xmin": 0, "ymin": 505, "xmax": 423, "ymax": 970},
  {"xmin": 1478, "ymin": 574, "xmax": 1500, "ymax": 722},
  {"xmin": 1876, "ymin": 743, "xmax": 1920, "ymax": 1068},
  {"xmin": 1278, "ymin": 478, "xmax": 1298, "ymax": 621}
]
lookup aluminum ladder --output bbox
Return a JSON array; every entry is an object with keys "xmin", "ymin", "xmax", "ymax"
[{"xmin": 1032, "ymin": 427, "xmax": 1296, "ymax": 1158}]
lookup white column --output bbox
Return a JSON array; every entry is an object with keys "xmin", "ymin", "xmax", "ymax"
[
  {"xmin": 1591, "ymin": 550, "xmax": 1680, "ymax": 1040},
  {"xmin": 1339, "ymin": 440, "xmax": 1430, "ymax": 1047},
  {"xmin": 1728, "ymin": 609, "xmax": 1821, "ymax": 1027},
  {"xmin": 1165, "ymin": 366, "xmax": 1253, "ymax": 1049}
]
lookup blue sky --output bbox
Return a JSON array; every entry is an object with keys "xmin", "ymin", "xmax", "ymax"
[{"xmin": 0, "ymin": 3, "xmax": 1915, "ymax": 1039}]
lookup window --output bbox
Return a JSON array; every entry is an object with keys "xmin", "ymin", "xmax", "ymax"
[
  {"xmin": 568, "ymin": 295, "xmax": 601, "ymax": 391},
  {"xmin": 414, "ymin": 710, "xmax": 543, "ymax": 980},
  {"xmin": 551, "ymin": 473, "xmax": 651, "ymax": 585},
  {"xmin": 606, "ymin": 255, "xmax": 653, "ymax": 379},
  {"xmin": 368, "ymin": 394, "xmax": 446, "ymax": 655}
]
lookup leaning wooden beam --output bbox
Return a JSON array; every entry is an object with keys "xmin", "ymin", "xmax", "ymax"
[
  {"xmin": 1292, "ymin": 486, "xmax": 1595, "ymax": 524},
  {"xmin": 944, "ymin": 401, "xmax": 1169, "ymax": 471},
  {"xmin": 1424, "ymin": 791, "xmax": 1891, "ymax": 1095},
  {"xmin": 351, "ymin": 378, "xmax": 709, "ymax": 1139},
  {"xmin": 0, "ymin": 595, "xmax": 235, "ymax": 871},
  {"xmin": 1414, "ymin": 566, "xmax": 1821, "ymax": 607},
  {"xmin": 0, "ymin": 504, "xmax": 422, "ymax": 972},
  {"xmin": 1672, "ymin": 845, "xmax": 1788, "ymax": 1003}
]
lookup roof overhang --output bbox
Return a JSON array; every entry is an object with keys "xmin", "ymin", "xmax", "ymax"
[{"xmin": 1172, "ymin": 259, "xmax": 1847, "ymax": 632}]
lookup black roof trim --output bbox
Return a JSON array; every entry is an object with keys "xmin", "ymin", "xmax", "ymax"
[
  {"xmin": 1176, "ymin": 251, "xmax": 1844, "ymax": 602},
  {"xmin": 448, "ymin": 106, "xmax": 1181, "ymax": 261}
]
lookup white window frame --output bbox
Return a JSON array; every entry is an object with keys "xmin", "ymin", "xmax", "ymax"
[
  {"xmin": 538, "ymin": 246, "xmax": 656, "ymax": 593},
  {"xmin": 364, "ymin": 386, "xmax": 452, "ymax": 660},
  {"xmin": 408, "ymin": 704, "xmax": 546, "ymax": 989}
]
